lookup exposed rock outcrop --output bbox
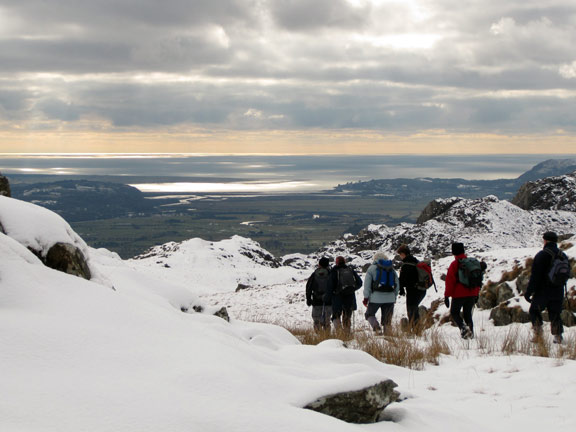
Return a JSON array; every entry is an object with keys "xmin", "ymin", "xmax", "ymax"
[
  {"xmin": 304, "ymin": 380, "xmax": 399, "ymax": 424},
  {"xmin": 416, "ymin": 197, "xmax": 461, "ymax": 224},
  {"xmin": 317, "ymin": 196, "xmax": 576, "ymax": 262},
  {"xmin": 0, "ymin": 173, "xmax": 10, "ymax": 197},
  {"xmin": 512, "ymin": 171, "xmax": 576, "ymax": 212},
  {"xmin": 43, "ymin": 242, "xmax": 92, "ymax": 280}
]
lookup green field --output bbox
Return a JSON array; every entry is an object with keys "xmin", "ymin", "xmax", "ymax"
[{"xmin": 72, "ymin": 194, "xmax": 430, "ymax": 258}]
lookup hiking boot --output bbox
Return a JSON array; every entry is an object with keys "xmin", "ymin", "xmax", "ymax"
[
  {"xmin": 460, "ymin": 326, "xmax": 473, "ymax": 340},
  {"xmin": 553, "ymin": 335, "xmax": 563, "ymax": 344}
]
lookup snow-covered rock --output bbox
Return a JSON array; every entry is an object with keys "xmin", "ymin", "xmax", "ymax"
[
  {"xmin": 130, "ymin": 235, "xmax": 307, "ymax": 295},
  {"xmin": 512, "ymin": 171, "xmax": 576, "ymax": 212},
  {"xmin": 0, "ymin": 195, "xmax": 92, "ymax": 279},
  {"xmin": 317, "ymin": 196, "xmax": 576, "ymax": 263}
]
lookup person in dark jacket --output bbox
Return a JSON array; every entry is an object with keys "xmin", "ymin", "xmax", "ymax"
[
  {"xmin": 397, "ymin": 244, "xmax": 426, "ymax": 327},
  {"xmin": 327, "ymin": 256, "xmax": 362, "ymax": 332},
  {"xmin": 524, "ymin": 231, "xmax": 565, "ymax": 344},
  {"xmin": 444, "ymin": 242, "xmax": 480, "ymax": 339},
  {"xmin": 305, "ymin": 257, "xmax": 332, "ymax": 331}
]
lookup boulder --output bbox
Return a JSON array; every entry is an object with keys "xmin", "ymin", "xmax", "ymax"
[
  {"xmin": 497, "ymin": 283, "xmax": 515, "ymax": 304},
  {"xmin": 489, "ymin": 302, "xmax": 530, "ymax": 326},
  {"xmin": 416, "ymin": 197, "xmax": 461, "ymax": 224},
  {"xmin": 0, "ymin": 173, "xmax": 10, "ymax": 197},
  {"xmin": 304, "ymin": 379, "xmax": 399, "ymax": 424},
  {"xmin": 235, "ymin": 283, "xmax": 251, "ymax": 292},
  {"xmin": 515, "ymin": 270, "xmax": 531, "ymax": 295},
  {"xmin": 478, "ymin": 282, "xmax": 514, "ymax": 309},
  {"xmin": 213, "ymin": 307, "xmax": 230, "ymax": 322},
  {"xmin": 560, "ymin": 310, "xmax": 576, "ymax": 327},
  {"xmin": 43, "ymin": 242, "xmax": 92, "ymax": 280}
]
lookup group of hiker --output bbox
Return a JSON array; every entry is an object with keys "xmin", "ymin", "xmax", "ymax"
[{"xmin": 306, "ymin": 231, "xmax": 571, "ymax": 343}]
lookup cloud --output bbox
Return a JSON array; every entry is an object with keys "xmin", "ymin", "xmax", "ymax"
[{"xmin": 1, "ymin": 0, "xmax": 576, "ymax": 148}]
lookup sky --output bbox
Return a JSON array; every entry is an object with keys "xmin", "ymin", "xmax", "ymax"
[{"xmin": 1, "ymin": 0, "xmax": 576, "ymax": 154}]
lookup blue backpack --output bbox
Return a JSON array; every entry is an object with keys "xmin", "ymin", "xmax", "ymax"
[{"xmin": 372, "ymin": 260, "xmax": 395, "ymax": 293}]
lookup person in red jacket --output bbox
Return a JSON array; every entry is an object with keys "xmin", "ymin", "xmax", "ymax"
[{"xmin": 444, "ymin": 242, "xmax": 480, "ymax": 339}]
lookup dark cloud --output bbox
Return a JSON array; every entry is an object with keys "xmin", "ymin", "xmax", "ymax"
[
  {"xmin": 268, "ymin": 0, "xmax": 370, "ymax": 31},
  {"xmin": 0, "ymin": 0, "xmax": 575, "ymax": 137}
]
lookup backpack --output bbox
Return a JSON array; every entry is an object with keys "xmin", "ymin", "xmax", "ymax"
[
  {"xmin": 311, "ymin": 267, "xmax": 330, "ymax": 301},
  {"xmin": 405, "ymin": 260, "xmax": 436, "ymax": 291},
  {"xmin": 457, "ymin": 257, "xmax": 484, "ymax": 288},
  {"xmin": 545, "ymin": 249, "xmax": 571, "ymax": 287},
  {"xmin": 372, "ymin": 260, "xmax": 396, "ymax": 293},
  {"xmin": 335, "ymin": 266, "xmax": 358, "ymax": 295}
]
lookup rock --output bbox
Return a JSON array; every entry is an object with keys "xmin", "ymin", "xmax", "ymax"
[
  {"xmin": 44, "ymin": 242, "xmax": 92, "ymax": 280},
  {"xmin": 213, "ymin": 307, "xmax": 230, "ymax": 322},
  {"xmin": 478, "ymin": 282, "xmax": 499, "ymax": 309},
  {"xmin": 489, "ymin": 302, "xmax": 530, "ymax": 326},
  {"xmin": 511, "ymin": 171, "xmax": 576, "ymax": 211},
  {"xmin": 416, "ymin": 197, "xmax": 462, "ymax": 224},
  {"xmin": 304, "ymin": 379, "xmax": 399, "ymax": 424},
  {"xmin": 478, "ymin": 282, "xmax": 514, "ymax": 310},
  {"xmin": 0, "ymin": 173, "xmax": 10, "ymax": 197},
  {"xmin": 515, "ymin": 270, "xmax": 531, "ymax": 295},
  {"xmin": 561, "ymin": 310, "xmax": 576, "ymax": 327},
  {"xmin": 235, "ymin": 283, "xmax": 251, "ymax": 292},
  {"xmin": 497, "ymin": 283, "xmax": 515, "ymax": 304}
]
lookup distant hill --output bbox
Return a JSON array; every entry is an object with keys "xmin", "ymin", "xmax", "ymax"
[
  {"xmin": 515, "ymin": 158, "xmax": 576, "ymax": 183},
  {"xmin": 333, "ymin": 158, "xmax": 576, "ymax": 201},
  {"xmin": 10, "ymin": 180, "xmax": 158, "ymax": 221}
]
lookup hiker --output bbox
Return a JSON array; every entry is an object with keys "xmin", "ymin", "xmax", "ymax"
[
  {"xmin": 444, "ymin": 242, "xmax": 480, "ymax": 339},
  {"xmin": 305, "ymin": 257, "xmax": 332, "ymax": 331},
  {"xmin": 397, "ymin": 244, "xmax": 426, "ymax": 327},
  {"xmin": 328, "ymin": 256, "xmax": 362, "ymax": 332},
  {"xmin": 363, "ymin": 252, "xmax": 400, "ymax": 335},
  {"xmin": 524, "ymin": 231, "xmax": 567, "ymax": 344}
]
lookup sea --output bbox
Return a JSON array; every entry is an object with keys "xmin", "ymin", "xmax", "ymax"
[{"xmin": 0, "ymin": 153, "xmax": 574, "ymax": 193}]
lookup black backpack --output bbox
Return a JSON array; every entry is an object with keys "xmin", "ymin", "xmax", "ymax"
[
  {"xmin": 335, "ymin": 267, "xmax": 358, "ymax": 295},
  {"xmin": 457, "ymin": 257, "xmax": 484, "ymax": 288},
  {"xmin": 311, "ymin": 267, "xmax": 331, "ymax": 301},
  {"xmin": 545, "ymin": 249, "xmax": 571, "ymax": 287},
  {"xmin": 372, "ymin": 261, "xmax": 396, "ymax": 292}
]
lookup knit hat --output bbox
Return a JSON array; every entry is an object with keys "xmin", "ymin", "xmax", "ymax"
[
  {"xmin": 451, "ymin": 242, "xmax": 465, "ymax": 255},
  {"xmin": 318, "ymin": 257, "xmax": 330, "ymax": 268},
  {"xmin": 543, "ymin": 231, "xmax": 558, "ymax": 243}
]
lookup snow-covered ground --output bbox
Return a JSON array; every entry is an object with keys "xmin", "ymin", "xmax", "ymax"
[{"xmin": 1, "ymin": 195, "xmax": 576, "ymax": 431}]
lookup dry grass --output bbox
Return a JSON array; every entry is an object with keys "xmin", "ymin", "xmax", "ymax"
[
  {"xmin": 252, "ymin": 309, "xmax": 576, "ymax": 369},
  {"xmin": 279, "ymin": 319, "xmax": 451, "ymax": 370}
]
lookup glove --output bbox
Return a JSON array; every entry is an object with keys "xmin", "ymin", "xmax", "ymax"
[
  {"xmin": 399, "ymin": 288, "xmax": 406, "ymax": 296},
  {"xmin": 524, "ymin": 293, "xmax": 532, "ymax": 303},
  {"xmin": 306, "ymin": 299, "xmax": 312, "ymax": 306},
  {"xmin": 362, "ymin": 298, "xmax": 369, "ymax": 307},
  {"xmin": 444, "ymin": 297, "xmax": 450, "ymax": 308}
]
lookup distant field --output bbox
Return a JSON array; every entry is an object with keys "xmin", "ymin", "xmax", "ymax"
[{"xmin": 72, "ymin": 194, "xmax": 430, "ymax": 258}]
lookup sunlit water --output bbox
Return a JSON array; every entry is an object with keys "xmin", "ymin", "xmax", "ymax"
[{"xmin": 1, "ymin": 153, "xmax": 573, "ymax": 192}]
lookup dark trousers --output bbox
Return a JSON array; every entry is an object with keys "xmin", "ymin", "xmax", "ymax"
[
  {"xmin": 529, "ymin": 297, "xmax": 564, "ymax": 335},
  {"xmin": 406, "ymin": 288, "xmax": 426, "ymax": 324},
  {"xmin": 365, "ymin": 302, "xmax": 394, "ymax": 331},
  {"xmin": 450, "ymin": 297, "xmax": 476, "ymax": 332}
]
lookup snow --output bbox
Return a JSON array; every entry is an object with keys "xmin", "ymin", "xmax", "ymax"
[{"xmin": 1, "ymin": 195, "xmax": 576, "ymax": 431}]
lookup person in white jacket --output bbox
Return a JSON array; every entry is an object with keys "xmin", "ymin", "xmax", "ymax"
[{"xmin": 363, "ymin": 252, "xmax": 400, "ymax": 335}]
